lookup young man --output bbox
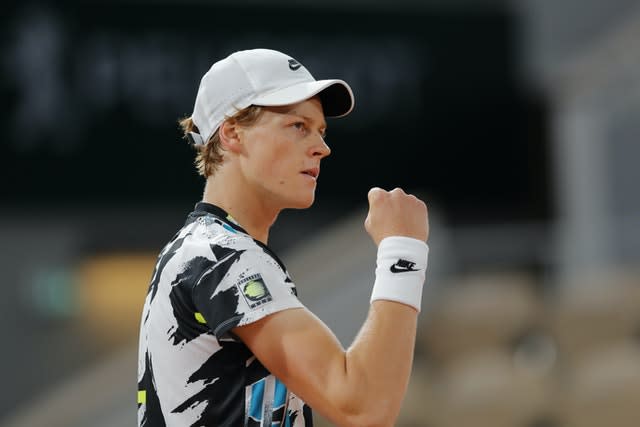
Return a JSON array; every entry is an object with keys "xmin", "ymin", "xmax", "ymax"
[{"xmin": 137, "ymin": 48, "xmax": 430, "ymax": 427}]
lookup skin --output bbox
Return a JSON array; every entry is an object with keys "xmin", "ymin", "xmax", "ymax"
[
  {"xmin": 203, "ymin": 97, "xmax": 330, "ymax": 243},
  {"xmin": 203, "ymin": 96, "xmax": 429, "ymax": 427}
]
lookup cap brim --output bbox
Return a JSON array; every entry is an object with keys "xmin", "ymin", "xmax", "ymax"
[{"xmin": 251, "ymin": 79, "xmax": 354, "ymax": 118}]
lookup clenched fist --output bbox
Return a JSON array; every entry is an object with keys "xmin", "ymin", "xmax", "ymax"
[{"xmin": 364, "ymin": 187, "xmax": 429, "ymax": 246}]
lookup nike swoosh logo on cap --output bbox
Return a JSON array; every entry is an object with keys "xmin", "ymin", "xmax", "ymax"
[{"xmin": 288, "ymin": 59, "xmax": 302, "ymax": 71}]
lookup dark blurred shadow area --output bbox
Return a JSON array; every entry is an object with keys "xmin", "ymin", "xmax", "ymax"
[{"xmin": 1, "ymin": 0, "xmax": 639, "ymax": 426}]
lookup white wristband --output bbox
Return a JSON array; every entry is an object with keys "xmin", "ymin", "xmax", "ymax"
[{"xmin": 370, "ymin": 236, "xmax": 429, "ymax": 312}]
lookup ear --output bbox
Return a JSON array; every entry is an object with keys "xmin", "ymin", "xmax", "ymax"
[{"xmin": 218, "ymin": 120, "xmax": 243, "ymax": 153}]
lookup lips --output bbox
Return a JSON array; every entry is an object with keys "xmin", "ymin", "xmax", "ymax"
[{"xmin": 301, "ymin": 167, "xmax": 320, "ymax": 179}]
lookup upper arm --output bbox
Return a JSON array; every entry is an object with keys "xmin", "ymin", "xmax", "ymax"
[
  {"xmin": 191, "ymin": 244, "xmax": 303, "ymax": 339},
  {"xmin": 190, "ymin": 243, "xmax": 379, "ymax": 425},
  {"xmin": 233, "ymin": 307, "xmax": 359, "ymax": 425}
]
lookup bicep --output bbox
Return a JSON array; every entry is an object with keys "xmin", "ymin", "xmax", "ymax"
[{"xmin": 233, "ymin": 307, "xmax": 352, "ymax": 420}]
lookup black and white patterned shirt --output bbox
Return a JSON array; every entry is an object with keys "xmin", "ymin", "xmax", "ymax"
[{"xmin": 138, "ymin": 202, "xmax": 313, "ymax": 426}]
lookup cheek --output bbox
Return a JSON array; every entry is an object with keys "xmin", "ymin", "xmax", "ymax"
[
  {"xmin": 251, "ymin": 146, "xmax": 289, "ymax": 184},
  {"xmin": 267, "ymin": 146, "xmax": 297, "ymax": 184},
  {"xmin": 245, "ymin": 129, "xmax": 300, "ymax": 185}
]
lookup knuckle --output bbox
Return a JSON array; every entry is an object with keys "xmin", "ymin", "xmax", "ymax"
[{"xmin": 368, "ymin": 187, "xmax": 383, "ymax": 199}]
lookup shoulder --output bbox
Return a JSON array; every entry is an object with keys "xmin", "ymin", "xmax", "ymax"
[{"xmin": 179, "ymin": 214, "xmax": 290, "ymax": 286}]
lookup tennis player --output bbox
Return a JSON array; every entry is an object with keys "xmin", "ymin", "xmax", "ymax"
[{"xmin": 137, "ymin": 48, "xmax": 429, "ymax": 427}]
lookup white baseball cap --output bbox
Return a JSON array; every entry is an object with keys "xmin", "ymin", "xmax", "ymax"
[{"xmin": 188, "ymin": 48, "xmax": 355, "ymax": 145}]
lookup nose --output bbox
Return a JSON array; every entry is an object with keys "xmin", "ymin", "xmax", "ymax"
[{"xmin": 309, "ymin": 135, "xmax": 331, "ymax": 159}]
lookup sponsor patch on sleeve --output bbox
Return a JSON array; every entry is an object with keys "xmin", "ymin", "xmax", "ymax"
[{"xmin": 236, "ymin": 274, "xmax": 273, "ymax": 309}]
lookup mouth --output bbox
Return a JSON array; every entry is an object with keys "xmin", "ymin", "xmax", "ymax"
[{"xmin": 301, "ymin": 167, "xmax": 320, "ymax": 180}]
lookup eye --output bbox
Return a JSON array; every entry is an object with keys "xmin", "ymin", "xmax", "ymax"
[{"xmin": 293, "ymin": 122, "xmax": 307, "ymax": 134}]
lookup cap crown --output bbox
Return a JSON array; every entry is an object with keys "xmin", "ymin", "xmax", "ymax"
[{"xmin": 192, "ymin": 49, "xmax": 315, "ymax": 144}]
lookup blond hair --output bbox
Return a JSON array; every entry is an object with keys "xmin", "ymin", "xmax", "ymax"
[{"xmin": 179, "ymin": 106, "xmax": 264, "ymax": 177}]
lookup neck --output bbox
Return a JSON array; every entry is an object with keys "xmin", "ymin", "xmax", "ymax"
[{"xmin": 201, "ymin": 173, "xmax": 279, "ymax": 245}]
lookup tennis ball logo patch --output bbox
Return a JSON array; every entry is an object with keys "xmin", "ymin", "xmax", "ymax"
[
  {"xmin": 244, "ymin": 280, "xmax": 267, "ymax": 300},
  {"xmin": 237, "ymin": 274, "xmax": 273, "ymax": 309}
]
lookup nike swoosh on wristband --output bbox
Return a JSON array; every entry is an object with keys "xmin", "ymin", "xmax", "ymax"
[{"xmin": 390, "ymin": 259, "xmax": 419, "ymax": 273}]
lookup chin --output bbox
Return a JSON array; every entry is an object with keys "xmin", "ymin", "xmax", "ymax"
[{"xmin": 288, "ymin": 193, "xmax": 315, "ymax": 209}]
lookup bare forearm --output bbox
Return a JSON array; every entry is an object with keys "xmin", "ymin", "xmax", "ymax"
[
  {"xmin": 327, "ymin": 234, "xmax": 428, "ymax": 425},
  {"xmin": 339, "ymin": 301, "xmax": 418, "ymax": 425}
]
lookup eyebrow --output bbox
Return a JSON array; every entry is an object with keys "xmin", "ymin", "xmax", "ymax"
[{"xmin": 291, "ymin": 112, "xmax": 327, "ymax": 131}]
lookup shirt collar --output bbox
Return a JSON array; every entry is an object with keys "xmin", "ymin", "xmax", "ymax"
[{"xmin": 192, "ymin": 201, "xmax": 248, "ymax": 235}]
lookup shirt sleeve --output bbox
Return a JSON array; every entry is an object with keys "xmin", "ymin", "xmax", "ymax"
[{"xmin": 192, "ymin": 246, "xmax": 304, "ymax": 339}]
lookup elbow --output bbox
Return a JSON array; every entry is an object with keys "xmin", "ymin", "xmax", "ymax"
[
  {"xmin": 332, "ymin": 395, "xmax": 398, "ymax": 427},
  {"xmin": 321, "ymin": 363, "xmax": 403, "ymax": 426},
  {"xmin": 338, "ymin": 412, "xmax": 396, "ymax": 427}
]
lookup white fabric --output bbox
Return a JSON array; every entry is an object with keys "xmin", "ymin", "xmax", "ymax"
[
  {"xmin": 370, "ymin": 236, "xmax": 429, "ymax": 312},
  {"xmin": 191, "ymin": 48, "xmax": 354, "ymax": 144}
]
